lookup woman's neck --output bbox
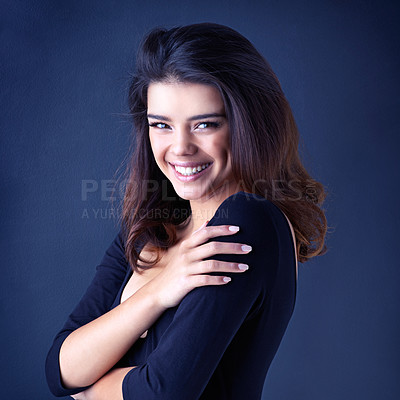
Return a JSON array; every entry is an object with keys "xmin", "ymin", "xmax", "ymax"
[{"xmin": 182, "ymin": 182, "xmax": 243, "ymax": 237}]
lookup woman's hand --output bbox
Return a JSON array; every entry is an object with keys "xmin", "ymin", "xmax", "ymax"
[{"xmin": 148, "ymin": 222, "xmax": 252, "ymax": 308}]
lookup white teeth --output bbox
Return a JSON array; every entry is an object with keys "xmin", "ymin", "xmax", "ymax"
[{"xmin": 174, "ymin": 163, "xmax": 210, "ymax": 176}]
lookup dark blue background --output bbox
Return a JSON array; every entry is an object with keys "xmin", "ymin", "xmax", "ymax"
[{"xmin": 1, "ymin": 1, "xmax": 399, "ymax": 398}]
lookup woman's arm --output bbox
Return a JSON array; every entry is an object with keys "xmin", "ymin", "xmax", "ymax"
[
  {"xmin": 58, "ymin": 193, "xmax": 295, "ymax": 399},
  {"xmin": 71, "ymin": 367, "xmax": 136, "ymax": 400},
  {"xmin": 45, "ymin": 231, "xmax": 147, "ymax": 397},
  {"xmin": 67, "ymin": 195, "xmax": 274, "ymax": 400},
  {"xmin": 47, "ymin": 218, "xmax": 248, "ymax": 396},
  {"xmin": 46, "ymin": 222, "xmax": 247, "ymax": 396},
  {"xmin": 58, "ymin": 221, "xmax": 245, "ymax": 389},
  {"xmin": 59, "ymin": 280, "xmax": 168, "ymax": 389}
]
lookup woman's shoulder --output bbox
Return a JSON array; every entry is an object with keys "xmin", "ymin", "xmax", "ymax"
[
  {"xmin": 215, "ymin": 190, "xmax": 278, "ymax": 209},
  {"xmin": 214, "ymin": 191, "xmax": 298, "ymax": 275},
  {"xmin": 205, "ymin": 191, "xmax": 295, "ymax": 287},
  {"xmin": 210, "ymin": 191, "xmax": 288, "ymax": 233}
]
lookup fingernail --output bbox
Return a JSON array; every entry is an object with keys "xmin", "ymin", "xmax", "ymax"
[
  {"xmin": 229, "ymin": 226, "xmax": 240, "ymax": 232},
  {"xmin": 241, "ymin": 245, "xmax": 252, "ymax": 252},
  {"xmin": 223, "ymin": 277, "xmax": 231, "ymax": 282},
  {"xmin": 238, "ymin": 264, "xmax": 249, "ymax": 271}
]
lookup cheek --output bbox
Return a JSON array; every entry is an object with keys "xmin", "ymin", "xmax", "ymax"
[
  {"xmin": 209, "ymin": 133, "xmax": 230, "ymax": 161},
  {"xmin": 149, "ymin": 135, "xmax": 165, "ymax": 157}
]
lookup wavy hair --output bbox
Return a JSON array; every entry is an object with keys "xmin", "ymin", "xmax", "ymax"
[{"xmin": 117, "ymin": 22, "xmax": 329, "ymax": 272}]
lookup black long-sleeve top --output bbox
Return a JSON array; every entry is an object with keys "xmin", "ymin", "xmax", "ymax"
[{"xmin": 45, "ymin": 191, "xmax": 297, "ymax": 399}]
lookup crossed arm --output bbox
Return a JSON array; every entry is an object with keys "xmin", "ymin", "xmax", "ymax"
[
  {"xmin": 59, "ymin": 279, "xmax": 165, "ymax": 388},
  {"xmin": 71, "ymin": 367, "xmax": 136, "ymax": 400},
  {"xmin": 47, "ymin": 193, "xmax": 284, "ymax": 399}
]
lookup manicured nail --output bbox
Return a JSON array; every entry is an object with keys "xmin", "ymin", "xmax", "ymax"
[
  {"xmin": 238, "ymin": 264, "xmax": 249, "ymax": 271},
  {"xmin": 229, "ymin": 226, "xmax": 240, "ymax": 232},
  {"xmin": 223, "ymin": 277, "xmax": 231, "ymax": 282},
  {"xmin": 241, "ymin": 245, "xmax": 252, "ymax": 252}
]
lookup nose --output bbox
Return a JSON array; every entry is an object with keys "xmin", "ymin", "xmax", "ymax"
[{"xmin": 170, "ymin": 127, "xmax": 196, "ymax": 156}]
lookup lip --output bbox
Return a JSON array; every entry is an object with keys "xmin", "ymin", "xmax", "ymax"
[
  {"xmin": 169, "ymin": 162, "xmax": 212, "ymax": 182},
  {"xmin": 169, "ymin": 161, "xmax": 212, "ymax": 168}
]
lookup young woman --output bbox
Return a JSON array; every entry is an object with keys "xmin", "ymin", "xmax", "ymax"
[{"xmin": 46, "ymin": 22, "xmax": 328, "ymax": 399}]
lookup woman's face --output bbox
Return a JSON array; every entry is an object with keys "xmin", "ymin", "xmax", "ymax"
[{"xmin": 147, "ymin": 81, "xmax": 237, "ymax": 202}]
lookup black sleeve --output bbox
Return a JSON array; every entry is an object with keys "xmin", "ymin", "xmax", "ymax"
[
  {"xmin": 122, "ymin": 193, "xmax": 281, "ymax": 400},
  {"xmin": 45, "ymin": 230, "xmax": 129, "ymax": 397}
]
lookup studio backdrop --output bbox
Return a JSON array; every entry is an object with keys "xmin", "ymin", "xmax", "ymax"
[{"xmin": 1, "ymin": 1, "xmax": 399, "ymax": 399}]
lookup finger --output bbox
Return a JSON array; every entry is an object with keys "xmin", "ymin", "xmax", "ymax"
[
  {"xmin": 194, "ymin": 260, "xmax": 250, "ymax": 274},
  {"xmin": 190, "ymin": 240, "xmax": 252, "ymax": 261},
  {"xmin": 190, "ymin": 224, "xmax": 241, "ymax": 248},
  {"xmin": 188, "ymin": 274, "xmax": 232, "ymax": 288},
  {"xmin": 192, "ymin": 220, "xmax": 209, "ymax": 235}
]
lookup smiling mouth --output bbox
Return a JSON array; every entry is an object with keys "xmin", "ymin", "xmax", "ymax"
[{"xmin": 171, "ymin": 163, "xmax": 211, "ymax": 176}]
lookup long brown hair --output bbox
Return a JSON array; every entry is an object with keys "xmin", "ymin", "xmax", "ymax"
[{"xmin": 116, "ymin": 22, "xmax": 328, "ymax": 272}]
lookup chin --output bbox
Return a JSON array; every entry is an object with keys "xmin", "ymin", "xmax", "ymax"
[
  {"xmin": 173, "ymin": 187, "xmax": 204, "ymax": 201},
  {"xmin": 171, "ymin": 183, "xmax": 211, "ymax": 201}
]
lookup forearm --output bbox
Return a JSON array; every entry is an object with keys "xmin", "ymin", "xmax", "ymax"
[
  {"xmin": 60, "ymin": 281, "xmax": 166, "ymax": 389},
  {"xmin": 72, "ymin": 367, "xmax": 136, "ymax": 400}
]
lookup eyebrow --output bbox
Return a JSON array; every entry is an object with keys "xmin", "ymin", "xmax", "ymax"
[{"xmin": 147, "ymin": 113, "xmax": 226, "ymax": 121}]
